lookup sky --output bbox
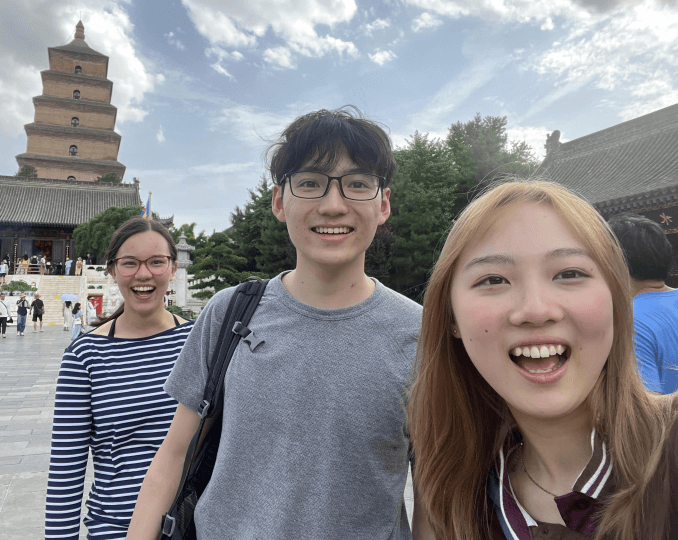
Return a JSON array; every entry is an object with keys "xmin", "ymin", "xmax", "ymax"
[{"xmin": 2, "ymin": 0, "xmax": 678, "ymax": 234}]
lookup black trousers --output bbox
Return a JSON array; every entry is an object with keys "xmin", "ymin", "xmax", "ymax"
[{"xmin": 0, "ymin": 317, "xmax": 6, "ymax": 335}]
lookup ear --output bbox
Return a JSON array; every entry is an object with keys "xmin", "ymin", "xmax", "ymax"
[
  {"xmin": 170, "ymin": 261, "xmax": 178, "ymax": 282},
  {"xmin": 378, "ymin": 187, "xmax": 391, "ymax": 226},
  {"xmin": 272, "ymin": 184, "xmax": 286, "ymax": 224}
]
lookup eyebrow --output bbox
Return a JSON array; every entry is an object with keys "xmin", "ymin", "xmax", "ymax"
[{"xmin": 462, "ymin": 248, "xmax": 591, "ymax": 271}]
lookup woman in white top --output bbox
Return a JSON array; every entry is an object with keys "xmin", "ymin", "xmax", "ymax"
[{"xmin": 62, "ymin": 301, "xmax": 73, "ymax": 331}]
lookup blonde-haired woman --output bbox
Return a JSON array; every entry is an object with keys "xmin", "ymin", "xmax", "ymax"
[{"xmin": 410, "ymin": 180, "xmax": 678, "ymax": 540}]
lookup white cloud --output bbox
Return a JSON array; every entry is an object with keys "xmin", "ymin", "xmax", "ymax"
[
  {"xmin": 412, "ymin": 12, "xmax": 443, "ymax": 32},
  {"xmin": 157, "ymin": 125, "xmax": 165, "ymax": 143},
  {"xmin": 0, "ymin": 1, "xmax": 163, "ymax": 135},
  {"xmin": 368, "ymin": 49, "xmax": 397, "ymax": 66},
  {"xmin": 182, "ymin": 0, "xmax": 359, "ymax": 70},
  {"xmin": 540, "ymin": 17, "xmax": 554, "ymax": 30},
  {"xmin": 208, "ymin": 102, "xmax": 299, "ymax": 144},
  {"xmin": 164, "ymin": 31, "xmax": 186, "ymax": 50},
  {"xmin": 364, "ymin": 18, "xmax": 391, "ymax": 34}
]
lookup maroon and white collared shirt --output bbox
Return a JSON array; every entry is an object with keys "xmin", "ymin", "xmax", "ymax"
[{"xmin": 487, "ymin": 429, "xmax": 614, "ymax": 539}]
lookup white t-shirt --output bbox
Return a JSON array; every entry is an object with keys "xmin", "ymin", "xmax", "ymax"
[
  {"xmin": 0, "ymin": 263, "xmax": 7, "ymax": 273},
  {"xmin": 0, "ymin": 299, "xmax": 9, "ymax": 317}
]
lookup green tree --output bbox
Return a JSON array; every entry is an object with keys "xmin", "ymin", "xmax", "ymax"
[
  {"xmin": 385, "ymin": 132, "xmax": 459, "ymax": 300},
  {"xmin": 15, "ymin": 165, "xmax": 38, "ymax": 178},
  {"xmin": 169, "ymin": 222, "xmax": 208, "ymax": 262},
  {"xmin": 188, "ymin": 231, "xmax": 249, "ymax": 299},
  {"xmin": 73, "ymin": 205, "xmax": 143, "ymax": 260},
  {"xmin": 446, "ymin": 113, "xmax": 538, "ymax": 219},
  {"xmin": 228, "ymin": 177, "xmax": 294, "ymax": 278},
  {"xmin": 97, "ymin": 173, "xmax": 121, "ymax": 183}
]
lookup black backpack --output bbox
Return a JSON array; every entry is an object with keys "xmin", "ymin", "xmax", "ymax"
[{"xmin": 160, "ymin": 277, "xmax": 269, "ymax": 540}]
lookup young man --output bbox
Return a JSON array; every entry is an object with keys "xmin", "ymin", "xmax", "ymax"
[
  {"xmin": 30, "ymin": 293, "xmax": 45, "ymax": 332},
  {"xmin": 608, "ymin": 213, "xmax": 678, "ymax": 394},
  {"xmin": 129, "ymin": 107, "xmax": 424, "ymax": 539}
]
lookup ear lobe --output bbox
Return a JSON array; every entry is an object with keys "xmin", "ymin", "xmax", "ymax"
[{"xmin": 378, "ymin": 187, "xmax": 391, "ymax": 225}]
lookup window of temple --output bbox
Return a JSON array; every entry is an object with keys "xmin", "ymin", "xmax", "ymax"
[
  {"xmin": 75, "ymin": 65, "xmax": 82, "ymax": 74},
  {"xmin": 67, "ymin": 176, "xmax": 76, "ymax": 180},
  {"xmin": 69, "ymin": 145, "xmax": 78, "ymax": 157},
  {"xmin": 71, "ymin": 117, "xmax": 79, "ymax": 127},
  {"xmin": 73, "ymin": 90, "xmax": 80, "ymax": 99}
]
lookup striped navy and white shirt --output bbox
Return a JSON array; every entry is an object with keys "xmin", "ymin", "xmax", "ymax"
[{"xmin": 46, "ymin": 320, "xmax": 194, "ymax": 540}]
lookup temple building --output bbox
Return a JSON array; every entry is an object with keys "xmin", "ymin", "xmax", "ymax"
[
  {"xmin": 1, "ymin": 21, "xmax": 141, "ymax": 272},
  {"xmin": 534, "ymin": 102, "xmax": 678, "ymax": 286},
  {"xmin": 15, "ymin": 20, "xmax": 125, "ymax": 181}
]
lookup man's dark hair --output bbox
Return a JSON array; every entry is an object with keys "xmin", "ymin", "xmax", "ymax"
[
  {"xmin": 607, "ymin": 213, "xmax": 673, "ymax": 281},
  {"xmin": 268, "ymin": 105, "xmax": 397, "ymax": 188}
]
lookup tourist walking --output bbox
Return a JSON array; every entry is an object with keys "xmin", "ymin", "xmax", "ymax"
[
  {"xmin": 39, "ymin": 254, "xmax": 47, "ymax": 275},
  {"xmin": 70, "ymin": 302, "xmax": 84, "ymax": 340},
  {"xmin": 46, "ymin": 217, "xmax": 192, "ymax": 539},
  {"xmin": 15, "ymin": 293, "xmax": 29, "ymax": 336},
  {"xmin": 75, "ymin": 257, "xmax": 83, "ymax": 276},
  {"xmin": 0, "ymin": 259, "xmax": 7, "ymax": 283},
  {"xmin": 0, "ymin": 292, "xmax": 9, "ymax": 338},
  {"xmin": 18, "ymin": 254, "xmax": 29, "ymax": 275},
  {"xmin": 86, "ymin": 296, "xmax": 97, "ymax": 331},
  {"xmin": 62, "ymin": 301, "xmax": 72, "ymax": 331},
  {"xmin": 64, "ymin": 257, "xmax": 72, "ymax": 275},
  {"xmin": 408, "ymin": 180, "xmax": 678, "ymax": 540},
  {"xmin": 30, "ymin": 293, "xmax": 45, "ymax": 332}
]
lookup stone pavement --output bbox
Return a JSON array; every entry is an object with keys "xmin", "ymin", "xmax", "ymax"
[{"xmin": 0, "ymin": 324, "xmax": 415, "ymax": 539}]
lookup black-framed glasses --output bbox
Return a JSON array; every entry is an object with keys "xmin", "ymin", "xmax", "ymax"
[
  {"xmin": 283, "ymin": 171, "xmax": 384, "ymax": 200},
  {"xmin": 109, "ymin": 256, "xmax": 172, "ymax": 277}
]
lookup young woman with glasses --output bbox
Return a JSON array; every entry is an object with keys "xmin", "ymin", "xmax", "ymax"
[
  {"xmin": 409, "ymin": 180, "xmax": 678, "ymax": 540},
  {"xmin": 46, "ymin": 217, "xmax": 195, "ymax": 540}
]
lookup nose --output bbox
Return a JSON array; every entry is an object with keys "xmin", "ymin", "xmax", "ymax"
[
  {"xmin": 135, "ymin": 261, "xmax": 154, "ymax": 279},
  {"xmin": 317, "ymin": 178, "xmax": 348, "ymax": 214},
  {"xmin": 508, "ymin": 281, "xmax": 563, "ymax": 327}
]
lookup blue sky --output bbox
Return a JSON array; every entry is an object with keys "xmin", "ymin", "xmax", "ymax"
[{"xmin": 2, "ymin": 0, "xmax": 678, "ymax": 234}]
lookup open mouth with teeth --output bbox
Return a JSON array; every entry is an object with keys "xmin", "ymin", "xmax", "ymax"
[
  {"xmin": 509, "ymin": 344, "xmax": 570, "ymax": 374},
  {"xmin": 130, "ymin": 286, "xmax": 156, "ymax": 297},
  {"xmin": 312, "ymin": 226, "xmax": 354, "ymax": 235}
]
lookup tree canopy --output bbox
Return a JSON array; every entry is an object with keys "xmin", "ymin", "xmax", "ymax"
[
  {"xmin": 15, "ymin": 165, "xmax": 38, "ymax": 178},
  {"xmin": 187, "ymin": 231, "xmax": 249, "ymax": 299},
  {"xmin": 97, "ymin": 173, "xmax": 122, "ymax": 183},
  {"xmin": 73, "ymin": 205, "xmax": 143, "ymax": 260}
]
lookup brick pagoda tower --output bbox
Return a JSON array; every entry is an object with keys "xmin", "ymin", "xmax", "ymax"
[{"xmin": 15, "ymin": 21, "xmax": 126, "ymax": 182}]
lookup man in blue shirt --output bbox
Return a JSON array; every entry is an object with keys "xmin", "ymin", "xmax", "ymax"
[{"xmin": 608, "ymin": 213, "xmax": 678, "ymax": 393}]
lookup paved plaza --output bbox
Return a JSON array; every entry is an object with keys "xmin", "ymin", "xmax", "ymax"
[{"xmin": 0, "ymin": 324, "xmax": 414, "ymax": 539}]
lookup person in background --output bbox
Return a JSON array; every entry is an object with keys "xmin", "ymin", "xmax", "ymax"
[
  {"xmin": 608, "ymin": 213, "xmax": 678, "ymax": 394},
  {"xmin": 62, "ymin": 300, "xmax": 72, "ymax": 332},
  {"xmin": 16, "ymin": 293, "xmax": 29, "ymax": 336},
  {"xmin": 46, "ymin": 217, "xmax": 193, "ymax": 539},
  {"xmin": 86, "ymin": 296, "xmax": 97, "ymax": 331},
  {"xmin": 39, "ymin": 254, "xmax": 47, "ymax": 275},
  {"xmin": 0, "ymin": 259, "xmax": 7, "ymax": 283},
  {"xmin": 30, "ymin": 293, "xmax": 45, "ymax": 332},
  {"xmin": 70, "ymin": 302, "xmax": 84, "ymax": 340},
  {"xmin": 75, "ymin": 257, "xmax": 83, "ymax": 276},
  {"xmin": 86, "ymin": 253, "xmax": 92, "ymax": 265},
  {"xmin": 0, "ymin": 292, "xmax": 9, "ymax": 338},
  {"xmin": 64, "ymin": 257, "xmax": 72, "ymax": 276},
  {"xmin": 19, "ymin": 254, "xmax": 29, "ymax": 275}
]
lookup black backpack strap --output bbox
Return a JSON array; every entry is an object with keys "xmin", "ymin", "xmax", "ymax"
[{"xmin": 160, "ymin": 277, "xmax": 268, "ymax": 539}]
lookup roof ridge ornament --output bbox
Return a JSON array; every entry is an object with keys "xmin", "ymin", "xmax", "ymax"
[
  {"xmin": 545, "ymin": 130, "xmax": 561, "ymax": 157},
  {"xmin": 75, "ymin": 20, "xmax": 85, "ymax": 41}
]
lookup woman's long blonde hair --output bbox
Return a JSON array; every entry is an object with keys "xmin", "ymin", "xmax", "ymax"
[{"xmin": 408, "ymin": 179, "xmax": 678, "ymax": 540}]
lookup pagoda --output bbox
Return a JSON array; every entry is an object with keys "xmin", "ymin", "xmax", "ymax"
[{"xmin": 15, "ymin": 21, "xmax": 126, "ymax": 181}]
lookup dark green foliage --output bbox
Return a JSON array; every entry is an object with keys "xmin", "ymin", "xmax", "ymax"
[
  {"xmin": 228, "ymin": 177, "xmax": 295, "ymax": 278},
  {"xmin": 385, "ymin": 132, "xmax": 458, "ymax": 300},
  {"xmin": 15, "ymin": 165, "xmax": 38, "ymax": 178},
  {"xmin": 73, "ymin": 205, "xmax": 144, "ymax": 261},
  {"xmin": 188, "ymin": 232, "xmax": 250, "ymax": 300},
  {"xmin": 2, "ymin": 281, "xmax": 38, "ymax": 292},
  {"xmin": 97, "ymin": 173, "xmax": 122, "ymax": 183},
  {"xmin": 365, "ymin": 224, "xmax": 395, "ymax": 279}
]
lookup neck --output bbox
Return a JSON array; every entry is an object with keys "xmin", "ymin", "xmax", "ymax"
[
  {"xmin": 114, "ymin": 306, "xmax": 176, "ymax": 338},
  {"xmin": 282, "ymin": 256, "xmax": 374, "ymax": 309},
  {"xmin": 513, "ymin": 403, "xmax": 593, "ymax": 493},
  {"xmin": 632, "ymin": 279, "xmax": 674, "ymax": 296}
]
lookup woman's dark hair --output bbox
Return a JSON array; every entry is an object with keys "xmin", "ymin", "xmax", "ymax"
[
  {"xmin": 72, "ymin": 302, "xmax": 81, "ymax": 315},
  {"xmin": 267, "ymin": 105, "xmax": 397, "ymax": 188},
  {"xmin": 23, "ymin": 254, "xmax": 28, "ymax": 260},
  {"xmin": 94, "ymin": 217, "xmax": 177, "ymax": 327}
]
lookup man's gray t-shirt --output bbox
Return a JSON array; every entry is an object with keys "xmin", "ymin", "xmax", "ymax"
[{"xmin": 165, "ymin": 273, "xmax": 422, "ymax": 540}]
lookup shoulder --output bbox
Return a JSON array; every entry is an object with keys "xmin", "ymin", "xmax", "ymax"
[{"xmin": 374, "ymin": 282, "xmax": 423, "ymax": 323}]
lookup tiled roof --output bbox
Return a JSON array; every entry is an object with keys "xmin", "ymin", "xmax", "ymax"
[
  {"xmin": 49, "ymin": 39, "xmax": 105, "ymax": 57},
  {"xmin": 533, "ymin": 103, "xmax": 678, "ymax": 206},
  {"xmin": 0, "ymin": 176, "xmax": 141, "ymax": 227}
]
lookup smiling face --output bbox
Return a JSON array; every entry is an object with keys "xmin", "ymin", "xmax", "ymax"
[
  {"xmin": 272, "ymin": 152, "xmax": 391, "ymax": 272},
  {"xmin": 450, "ymin": 202, "xmax": 614, "ymax": 424},
  {"xmin": 110, "ymin": 230, "xmax": 176, "ymax": 316}
]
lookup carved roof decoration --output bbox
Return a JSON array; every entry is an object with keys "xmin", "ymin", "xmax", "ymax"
[
  {"xmin": 50, "ymin": 21, "xmax": 106, "ymax": 58},
  {"xmin": 533, "ymin": 103, "xmax": 678, "ymax": 212},
  {"xmin": 0, "ymin": 176, "xmax": 141, "ymax": 227}
]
